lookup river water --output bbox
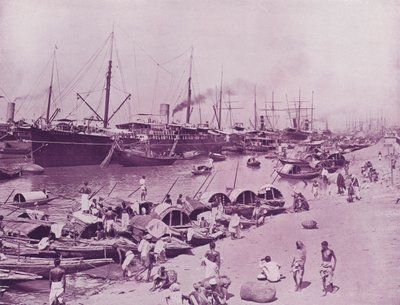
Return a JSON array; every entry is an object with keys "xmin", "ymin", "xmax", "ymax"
[{"xmin": 0, "ymin": 154, "xmax": 309, "ymax": 304}]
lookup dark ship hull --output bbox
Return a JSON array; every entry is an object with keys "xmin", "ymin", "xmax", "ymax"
[
  {"xmin": 29, "ymin": 127, "xmax": 113, "ymax": 167},
  {"xmin": 281, "ymin": 128, "xmax": 310, "ymax": 141}
]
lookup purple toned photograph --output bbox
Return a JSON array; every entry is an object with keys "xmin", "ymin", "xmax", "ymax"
[{"xmin": 0, "ymin": 1, "xmax": 398, "ymax": 304}]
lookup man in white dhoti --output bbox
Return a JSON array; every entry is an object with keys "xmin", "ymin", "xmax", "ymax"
[
  {"xmin": 202, "ymin": 241, "xmax": 220, "ymax": 278},
  {"xmin": 121, "ymin": 250, "xmax": 136, "ymax": 277},
  {"xmin": 49, "ymin": 258, "xmax": 66, "ymax": 305},
  {"xmin": 79, "ymin": 181, "xmax": 91, "ymax": 213}
]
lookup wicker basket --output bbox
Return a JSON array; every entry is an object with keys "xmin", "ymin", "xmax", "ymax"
[{"xmin": 302, "ymin": 220, "xmax": 318, "ymax": 229}]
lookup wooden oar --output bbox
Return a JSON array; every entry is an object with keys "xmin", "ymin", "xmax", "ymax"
[
  {"xmin": 89, "ymin": 185, "xmax": 106, "ymax": 200},
  {"xmin": 161, "ymin": 177, "xmax": 179, "ymax": 203},
  {"xmin": 128, "ymin": 186, "xmax": 141, "ymax": 198},
  {"xmin": 233, "ymin": 161, "xmax": 239, "ymax": 189},
  {"xmin": 193, "ymin": 174, "xmax": 211, "ymax": 199},
  {"xmin": 107, "ymin": 182, "xmax": 118, "ymax": 197},
  {"xmin": 203, "ymin": 171, "xmax": 218, "ymax": 193},
  {"xmin": 3, "ymin": 189, "xmax": 15, "ymax": 205}
]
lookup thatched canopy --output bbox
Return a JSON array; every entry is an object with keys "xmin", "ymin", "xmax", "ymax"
[{"xmin": 228, "ymin": 189, "xmax": 257, "ymax": 205}]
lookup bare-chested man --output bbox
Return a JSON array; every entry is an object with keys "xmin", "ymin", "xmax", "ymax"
[
  {"xmin": 49, "ymin": 257, "xmax": 66, "ymax": 305},
  {"xmin": 203, "ymin": 241, "xmax": 221, "ymax": 278},
  {"xmin": 320, "ymin": 241, "xmax": 338, "ymax": 296}
]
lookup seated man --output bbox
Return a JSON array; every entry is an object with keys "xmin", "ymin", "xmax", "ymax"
[
  {"xmin": 149, "ymin": 266, "xmax": 168, "ymax": 292},
  {"xmin": 258, "ymin": 256, "xmax": 282, "ymax": 282}
]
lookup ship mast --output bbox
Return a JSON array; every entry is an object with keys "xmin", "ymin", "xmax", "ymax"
[
  {"xmin": 218, "ymin": 66, "xmax": 223, "ymax": 130},
  {"xmin": 253, "ymin": 86, "xmax": 257, "ymax": 130},
  {"xmin": 104, "ymin": 31, "xmax": 114, "ymax": 128},
  {"xmin": 186, "ymin": 47, "xmax": 193, "ymax": 124},
  {"xmin": 46, "ymin": 48, "xmax": 56, "ymax": 124}
]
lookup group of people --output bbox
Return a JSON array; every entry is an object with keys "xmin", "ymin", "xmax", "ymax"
[{"xmin": 257, "ymin": 241, "xmax": 338, "ymax": 297}]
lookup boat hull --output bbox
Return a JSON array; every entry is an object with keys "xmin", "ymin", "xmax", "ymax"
[
  {"xmin": 118, "ymin": 150, "xmax": 177, "ymax": 167},
  {"xmin": 277, "ymin": 171, "xmax": 320, "ymax": 180},
  {"xmin": 0, "ymin": 257, "xmax": 114, "ymax": 278},
  {"xmin": 29, "ymin": 127, "xmax": 113, "ymax": 167}
]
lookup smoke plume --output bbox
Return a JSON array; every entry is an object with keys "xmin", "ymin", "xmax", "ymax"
[{"xmin": 172, "ymin": 88, "xmax": 213, "ymax": 116}]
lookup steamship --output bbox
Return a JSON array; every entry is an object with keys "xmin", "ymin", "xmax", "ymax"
[{"xmin": 20, "ymin": 36, "xmax": 225, "ymax": 167}]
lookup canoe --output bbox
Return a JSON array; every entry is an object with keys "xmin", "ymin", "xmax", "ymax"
[
  {"xmin": 209, "ymin": 153, "xmax": 226, "ymax": 162},
  {"xmin": 191, "ymin": 165, "xmax": 212, "ymax": 175},
  {"xmin": 0, "ymin": 168, "xmax": 21, "ymax": 181},
  {"xmin": 0, "ymin": 269, "xmax": 42, "ymax": 285},
  {"xmin": 0, "ymin": 257, "xmax": 114, "ymax": 278}
]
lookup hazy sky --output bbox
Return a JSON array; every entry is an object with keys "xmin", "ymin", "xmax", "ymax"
[{"xmin": 0, "ymin": 0, "xmax": 399, "ymax": 130}]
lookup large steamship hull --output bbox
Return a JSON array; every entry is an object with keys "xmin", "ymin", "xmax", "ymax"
[
  {"xmin": 147, "ymin": 134, "xmax": 226, "ymax": 154},
  {"xmin": 29, "ymin": 127, "xmax": 113, "ymax": 167}
]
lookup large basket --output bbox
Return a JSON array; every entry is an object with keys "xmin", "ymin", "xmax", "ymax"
[{"xmin": 302, "ymin": 220, "xmax": 317, "ymax": 229}]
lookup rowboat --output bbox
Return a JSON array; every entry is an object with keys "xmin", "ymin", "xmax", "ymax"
[
  {"xmin": 277, "ymin": 164, "xmax": 321, "ymax": 180},
  {"xmin": 0, "ymin": 168, "xmax": 21, "ymax": 181},
  {"xmin": 246, "ymin": 157, "xmax": 261, "ymax": 168},
  {"xmin": 0, "ymin": 269, "xmax": 42, "ymax": 285},
  {"xmin": 11, "ymin": 191, "xmax": 57, "ymax": 207},
  {"xmin": 118, "ymin": 148, "xmax": 177, "ymax": 167},
  {"xmin": 0, "ymin": 257, "xmax": 114, "ymax": 278},
  {"xmin": 191, "ymin": 164, "xmax": 212, "ymax": 175},
  {"xmin": 277, "ymin": 156, "xmax": 309, "ymax": 166},
  {"xmin": 209, "ymin": 153, "xmax": 226, "ymax": 162}
]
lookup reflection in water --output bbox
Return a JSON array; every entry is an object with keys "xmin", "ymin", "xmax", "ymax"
[{"xmin": 0, "ymin": 155, "xmax": 309, "ymax": 304}]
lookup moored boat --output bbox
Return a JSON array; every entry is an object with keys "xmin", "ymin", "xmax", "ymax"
[
  {"xmin": 0, "ymin": 269, "xmax": 42, "ymax": 285},
  {"xmin": 246, "ymin": 157, "xmax": 261, "ymax": 168},
  {"xmin": 0, "ymin": 257, "xmax": 114, "ymax": 278},
  {"xmin": 276, "ymin": 164, "xmax": 321, "ymax": 180},
  {"xmin": 0, "ymin": 168, "xmax": 22, "ymax": 181},
  {"xmin": 11, "ymin": 191, "xmax": 56, "ymax": 207},
  {"xmin": 191, "ymin": 164, "xmax": 212, "ymax": 175},
  {"xmin": 117, "ymin": 147, "xmax": 177, "ymax": 167},
  {"xmin": 209, "ymin": 153, "xmax": 226, "ymax": 162}
]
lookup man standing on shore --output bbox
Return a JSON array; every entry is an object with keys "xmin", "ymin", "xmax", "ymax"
[
  {"xmin": 202, "ymin": 241, "xmax": 221, "ymax": 278},
  {"xmin": 49, "ymin": 257, "xmax": 66, "ymax": 305},
  {"xmin": 320, "ymin": 241, "xmax": 338, "ymax": 296}
]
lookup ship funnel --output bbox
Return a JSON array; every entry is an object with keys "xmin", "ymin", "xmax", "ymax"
[
  {"xmin": 260, "ymin": 115, "xmax": 265, "ymax": 130},
  {"xmin": 6, "ymin": 102, "xmax": 15, "ymax": 123},
  {"xmin": 160, "ymin": 103, "xmax": 170, "ymax": 124}
]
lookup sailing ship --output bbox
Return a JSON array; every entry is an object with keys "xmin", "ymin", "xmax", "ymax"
[
  {"xmin": 24, "ymin": 37, "xmax": 225, "ymax": 167},
  {"xmin": 23, "ymin": 33, "xmax": 132, "ymax": 167}
]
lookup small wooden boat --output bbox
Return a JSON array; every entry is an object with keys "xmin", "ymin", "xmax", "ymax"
[
  {"xmin": 0, "ymin": 168, "xmax": 21, "ymax": 181},
  {"xmin": 276, "ymin": 164, "xmax": 321, "ymax": 180},
  {"xmin": 11, "ymin": 191, "xmax": 57, "ymax": 207},
  {"xmin": 246, "ymin": 157, "xmax": 261, "ymax": 168},
  {"xmin": 0, "ymin": 269, "xmax": 42, "ymax": 285},
  {"xmin": 181, "ymin": 150, "xmax": 201, "ymax": 160},
  {"xmin": 0, "ymin": 257, "xmax": 114, "ymax": 278},
  {"xmin": 191, "ymin": 164, "xmax": 212, "ymax": 175},
  {"xmin": 118, "ymin": 148, "xmax": 177, "ymax": 167},
  {"xmin": 209, "ymin": 153, "xmax": 226, "ymax": 162},
  {"xmin": 264, "ymin": 151, "xmax": 277, "ymax": 159},
  {"xmin": 277, "ymin": 156, "xmax": 309, "ymax": 166}
]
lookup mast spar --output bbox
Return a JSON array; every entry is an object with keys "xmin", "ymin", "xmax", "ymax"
[
  {"xmin": 104, "ymin": 31, "xmax": 114, "ymax": 128},
  {"xmin": 186, "ymin": 47, "xmax": 193, "ymax": 124},
  {"xmin": 46, "ymin": 48, "xmax": 56, "ymax": 124}
]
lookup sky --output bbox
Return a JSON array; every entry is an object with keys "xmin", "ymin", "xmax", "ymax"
[{"xmin": 0, "ymin": 0, "xmax": 399, "ymax": 131}]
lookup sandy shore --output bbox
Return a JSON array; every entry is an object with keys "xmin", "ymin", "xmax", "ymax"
[{"xmin": 70, "ymin": 141, "xmax": 400, "ymax": 305}]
